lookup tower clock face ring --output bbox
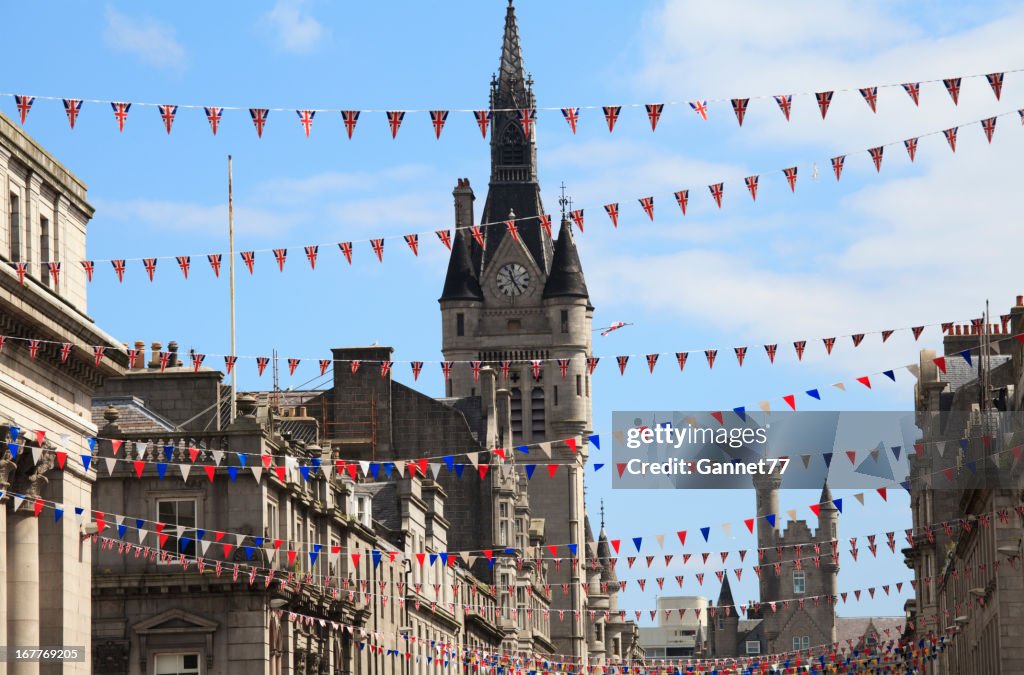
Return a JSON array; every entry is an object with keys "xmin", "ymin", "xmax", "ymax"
[{"xmin": 496, "ymin": 263, "xmax": 530, "ymax": 296}]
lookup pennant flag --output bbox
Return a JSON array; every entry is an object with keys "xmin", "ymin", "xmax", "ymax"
[
  {"xmin": 404, "ymin": 234, "xmax": 419, "ymax": 256},
  {"xmin": 143, "ymin": 258, "xmax": 158, "ymax": 282},
  {"xmin": 675, "ymin": 352, "xmax": 688, "ymax": 371},
  {"xmin": 287, "ymin": 358, "xmax": 300, "ymax": 376},
  {"xmin": 371, "ymin": 239, "xmax": 385, "ymax": 262},
  {"xmin": 81, "ymin": 260, "xmax": 95, "ymax": 282},
  {"xmin": 793, "ymin": 340, "xmax": 807, "ymax": 360},
  {"xmin": 207, "ymin": 254, "xmax": 222, "ymax": 277},
  {"xmin": 646, "ymin": 103, "xmax": 664, "ymax": 131},
  {"xmin": 764, "ymin": 343, "xmax": 777, "ymax": 363},
  {"xmin": 705, "ymin": 349, "xmax": 717, "ymax": 369},
  {"xmin": 249, "ymin": 108, "xmax": 269, "ymax": 137},
  {"xmin": 13, "ymin": 92, "xmax": 36, "ymax": 124},
  {"xmin": 317, "ymin": 359, "xmax": 330, "ymax": 377},
  {"xmin": 903, "ymin": 82, "xmax": 921, "ymax": 105},
  {"xmin": 429, "ymin": 110, "xmax": 449, "ymax": 139},
  {"xmin": 110, "ymin": 102, "xmax": 132, "ymax": 131},
  {"xmin": 783, "ymin": 166, "xmax": 798, "ymax": 192},
  {"xmin": 28, "ymin": 340, "xmax": 40, "ymax": 361},
  {"xmin": 469, "ymin": 225, "xmax": 486, "ymax": 249},
  {"xmin": 859, "ymin": 86, "xmax": 878, "ymax": 113},
  {"xmin": 435, "ymin": 230, "xmax": 451, "ymax": 251},
  {"xmin": 47, "ymin": 261, "xmax": 61, "ymax": 287},
  {"xmin": 272, "ymin": 248, "xmax": 287, "ymax": 272},
  {"xmin": 830, "ymin": 155, "xmax": 845, "ymax": 181},
  {"xmin": 934, "ymin": 356, "xmax": 947, "ymax": 373},
  {"xmin": 709, "ymin": 182, "xmax": 724, "ymax": 208},
  {"xmin": 603, "ymin": 203, "xmax": 619, "ymax": 228},
  {"xmin": 570, "ymin": 209, "xmax": 584, "ymax": 233},
  {"xmin": 783, "ymin": 394, "xmax": 796, "ymax": 410},
  {"xmin": 93, "ymin": 346, "xmax": 106, "ymax": 368},
  {"xmin": 602, "ymin": 106, "xmax": 621, "ymax": 132},
  {"xmin": 960, "ymin": 349, "xmax": 973, "ymax": 366},
  {"xmin": 944, "ymin": 127, "xmax": 958, "ymax": 152},
  {"xmin": 987, "ymin": 72, "xmax": 1004, "ymax": 100},
  {"xmin": 734, "ymin": 347, "xmax": 747, "ymax": 366},
  {"xmin": 904, "ymin": 137, "xmax": 919, "ymax": 162},
  {"xmin": 473, "ymin": 110, "xmax": 491, "ymax": 138},
  {"xmin": 774, "ymin": 94, "xmax": 793, "ymax": 121},
  {"xmin": 869, "ymin": 146, "xmax": 884, "ymax": 172},
  {"xmin": 224, "ymin": 355, "xmax": 237, "ymax": 375},
  {"xmin": 674, "ymin": 189, "xmax": 689, "ymax": 216},
  {"xmin": 558, "ymin": 358, "xmax": 569, "ymax": 378},
  {"xmin": 530, "ymin": 359, "xmax": 542, "ymax": 381},
  {"xmin": 815, "ymin": 91, "xmax": 833, "ymax": 119},
  {"xmin": 60, "ymin": 342, "xmax": 72, "ymax": 364},
  {"xmin": 561, "ymin": 107, "xmax": 580, "ymax": 134},
  {"xmin": 302, "ymin": 245, "xmax": 318, "ymax": 270},
  {"xmin": 587, "ymin": 356, "xmax": 599, "ymax": 375},
  {"xmin": 982, "ymin": 116, "xmax": 997, "ymax": 143},
  {"xmin": 241, "ymin": 251, "xmax": 255, "ymax": 274},
  {"xmin": 296, "ymin": 110, "xmax": 318, "ymax": 136},
  {"xmin": 638, "ymin": 196, "xmax": 655, "ymax": 221},
  {"xmin": 519, "ymin": 108, "xmax": 537, "ymax": 136},
  {"xmin": 539, "ymin": 213, "xmax": 553, "ymax": 238},
  {"xmin": 340, "ymin": 110, "xmax": 360, "ymax": 138},
  {"xmin": 441, "ymin": 361, "xmax": 453, "ymax": 381},
  {"xmin": 411, "ymin": 361, "xmax": 423, "ymax": 381},
  {"xmin": 192, "ymin": 353, "xmax": 206, "ymax": 373},
  {"xmin": 744, "ymin": 175, "xmax": 759, "ymax": 201},
  {"xmin": 174, "ymin": 255, "xmax": 191, "ymax": 279},
  {"xmin": 204, "ymin": 106, "xmax": 222, "ymax": 135},
  {"xmin": 689, "ymin": 100, "xmax": 709, "ymax": 120},
  {"xmin": 158, "ymin": 104, "xmax": 178, "ymax": 134},
  {"xmin": 338, "ymin": 241, "xmax": 353, "ymax": 264},
  {"xmin": 646, "ymin": 354, "xmax": 658, "ymax": 373},
  {"xmin": 386, "ymin": 111, "xmax": 405, "ymax": 138},
  {"xmin": 111, "ymin": 259, "xmax": 126, "ymax": 283},
  {"xmin": 943, "ymin": 77, "xmax": 962, "ymax": 105},
  {"xmin": 62, "ymin": 98, "xmax": 83, "ymax": 129},
  {"xmin": 731, "ymin": 98, "xmax": 749, "ymax": 126},
  {"xmin": 257, "ymin": 356, "xmax": 270, "ymax": 376},
  {"xmin": 823, "ymin": 337, "xmax": 836, "ymax": 354}
]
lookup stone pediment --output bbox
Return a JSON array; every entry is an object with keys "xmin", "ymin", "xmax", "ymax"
[{"xmin": 133, "ymin": 608, "xmax": 218, "ymax": 635}]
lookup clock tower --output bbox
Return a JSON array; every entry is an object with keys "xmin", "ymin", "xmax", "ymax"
[{"xmin": 439, "ymin": 0, "xmax": 595, "ymax": 657}]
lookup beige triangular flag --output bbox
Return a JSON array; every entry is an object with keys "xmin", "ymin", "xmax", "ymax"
[
  {"xmin": 430, "ymin": 463, "xmax": 443, "ymax": 479},
  {"xmin": 460, "ymin": 551, "xmax": 471, "ymax": 565},
  {"xmin": 854, "ymin": 492, "xmax": 865, "ymax": 505},
  {"xmin": 786, "ymin": 509, "xmax": 797, "ymax": 522},
  {"xmin": 906, "ymin": 364, "xmax": 921, "ymax": 380},
  {"xmin": 656, "ymin": 533, "xmax": 665, "ymax": 549},
  {"xmin": 801, "ymin": 454, "xmax": 811, "ymax": 468},
  {"xmin": 138, "ymin": 527, "xmax": 148, "ymax": 544},
  {"xmin": 721, "ymin": 523, "xmax": 732, "ymax": 537},
  {"xmin": 211, "ymin": 449, "xmax": 225, "ymax": 466},
  {"xmin": 12, "ymin": 494, "xmax": 24, "ymax": 512},
  {"xmin": 251, "ymin": 466, "xmax": 263, "ymax": 483},
  {"xmin": 612, "ymin": 431, "xmax": 625, "ymax": 445},
  {"xmin": 833, "ymin": 382, "xmax": 846, "ymax": 391},
  {"xmin": 105, "ymin": 457, "xmax": 118, "ymax": 476},
  {"xmin": 200, "ymin": 539, "xmax": 212, "ymax": 555},
  {"xmin": 32, "ymin": 445, "xmax": 43, "ymax": 464},
  {"xmin": 179, "ymin": 462, "xmax": 191, "ymax": 481},
  {"xmin": 393, "ymin": 462, "xmax": 405, "ymax": 477},
  {"xmin": 467, "ymin": 452, "xmax": 480, "ymax": 468},
  {"xmin": 537, "ymin": 442, "xmax": 552, "ymax": 459},
  {"xmin": 757, "ymin": 401, "xmax": 771, "ymax": 413},
  {"xmin": 358, "ymin": 461, "xmax": 370, "ymax": 476}
]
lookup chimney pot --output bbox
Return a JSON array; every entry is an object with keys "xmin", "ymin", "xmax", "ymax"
[
  {"xmin": 1017, "ymin": 295, "xmax": 1023, "ymax": 307},
  {"xmin": 149, "ymin": 342, "xmax": 162, "ymax": 368}
]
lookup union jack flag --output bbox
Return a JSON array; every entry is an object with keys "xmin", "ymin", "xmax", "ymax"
[
  {"xmin": 176, "ymin": 256, "xmax": 190, "ymax": 279},
  {"xmin": 111, "ymin": 102, "xmax": 131, "ymax": 132},
  {"xmin": 47, "ymin": 261, "xmax": 60, "ymax": 287},
  {"xmin": 249, "ymin": 108, "xmax": 269, "ymax": 138},
  {"xmin": 982, "ymin": 116, "xmax": 997, "ymax": 143},
  {"xmin": 530, "ymin": 359, "xmax": 543, "ymax": 381},
  {"xmin": 469, "ymin": 225, "xmax": 486, "ymax": 248},
  {"xmin": 869, "ymin": 146, "xmax": 884, "ymax": 172},
  {"xmin": 193, "ymin": 353, "xmax": 206, "ymax": 373},
  {"xmin": 429, "ymin": 110, "xmax": 448, "ymax": 139},
  {"xmin": 441, "ymin": 361, "xmax": 453, "ymax": 381},
  {"xmin": 645, "ymin": 103, "xmax": 663, "ymax": 131},
  {"xmin": 794, "ymin": 341, "xmax": 806, "ymax": 360},
  {"xmin": 764, "ymin": 344, "xmax": 777, "ymax": 363},
  {"xmin": 569, "ymin": 209, "xmax": 584, "ymax": 233},
  {"xmin": 943, "ymin": 77, "xmax": 962, "ymax": 105},
  {"xmin": 744, "ymin": 176, "xmax": 758, "ymax": 201},
  {"xmin": 502, "ymin": 220, "xmax": 518, "ymax": 242},
  {"xmin": 638, "ymin": 197, "xmax": 654, "ymax": 221},
  {"xmin": 319, "ymin": 359, "xmax": 331, "ymax": 376},
  {"xmin": 127, "ymin": 348, "xmax": 141, "ymax": 369},
  {"xmin": 987, "ymin": 72, "xmax": 1004, "ymax": 100},
  {"xmin": 774, "ymin": 95, "xmax": 792, "ymax": 121},
  {"xmin": 63, "ymin": 99, "xmax": 83, "ymax": 129},
  {"xmin": 304, "ymin": 245, "xmax": 318, "ymax": 270},
  {"xmin": 675, "ymin": 352, "xmax": 688, "ymax": 371},
  {"xmin": 674, "ymin": 189, "xmax": 689, "ymax": 216},
  {"xmin": 558, "ymin": 358, "xmax": 569, "ymax": 378},
  {"xmin": 852, "ymin": 333, "xmax": 865, "ymax": 347},
  {"xmin": 705, "ymin": 349, "xmax": 717, "ymax": 369},
  {"xmin": 159, "ymin": 104, "xmax": 178, "ymax": 134},
  {"xmin": 518, "ymin": 108, "xmax": 536, "ymax": 137},
  {"xmin": 473, "ymin": 110, "xmax": 491, "ymax": 138},
  {"xmin": 902, "ymin": 82, "xmax": 921, "ymax": 106},
  {"xmin": 731, "ymin": 98, "xmax": 748, "ymax": 126},
  {"xmin": 646, "ymin": 354, "xmax": 659, "ymax": 373},
  {"xmin": 734, "ymin": 347, "xmax": 747, "ymax": 367},
  {"xmin": 410, "ymin": 361, "xmax": 423, "ymax": 381},
  {"xmin": 816, "ymin": 91, "xmax": 833, "ymax": 119},
  {"xmin": 911, "ymin": 326, "xmax": 925, "ymax": 340},
  {"xmin": 587, "ymin": 357, "xmax": 599, "ymax": 375},
  {"xmin": 112, "ymin": 259, "xmax": 126, "ymax": 283},
  {"xmin": 471, "ymin": 360, "xmax": 482, "ymax": 381},
  {"xmin": 60, "ymin": 342, "xmax": 73, "ymax": 364},
  {"xmin": 603, "ymin": 203, "xmax": 619, "ymax": 228},
  {"xmin": 207, "ymin": 254, "xmax": 222, "ymax": 277},
  {"xmin": 904, "ymin": 137, "xmax": 918, "ymax": 162},
  {"xmin": 881, "ymin": 329, "xmax": 894, "ymax": 342},
  {"xmin": 500, "ymin": 360, "xmax": 510, "ymax": 381},
  {"xmin": 831, "ymin": 155, "xmax": 846, "ymax": 181},
  {"xmin": 602, "ymin": 106, "xmax": 621, "ymax": 132},
  {"xmin": 158, "ymin": 351, "xmax": 170, "ymax": 372},
  {"xmin": 823, "ymin": 337, "xmax": 836, "ymax": 355},
  {"xmin": 341, "ymin": 110, "xmax": 359, "ymax": 139},
  {"xmin": 709, "ymin": 182, "xmax": 724, "ymax": 208},
  {"xmin": 273, "ymin": 248, "xmax": 287, "ymax": 272},
  {"xmin": 28, "ymin": 339, "xmax": 40, "ymax": 361},
  {"xmin": 371, "ymin": 238, "xmax": 385, "ymax": 262},
  {"xmin": 143, "ymin": 258, "xmax": 158, "ymax": 282},
  {"xmin": 224, "ymin": 355, "xmax": 237, "ymax": 375},
  {"xmin": 241, "ymin": 251, "xmax": 256, "ymax": 274},
  {"xmin": 256, "ymin": 357, "xmax": 270, "ymax": 376},
  {"xmin": 400, "ymin": 233, "xmax": 418, "ymax": 256},
  {"xmin": 538, "ymin": 213, "xmax": 552, "ymax": 238},
  {"xmin": 338, "ymin": 242, "xmax": 353, "ymax": 264},
  {"xmin": 435, "ymin": 230, "xmax": 451, "ymax": 250},
  {"xmin": 380, "ymin": 360, "xmax": 392, "ymax": 378},
  {"xmin": 616, "ymin": 356, "xmax": 629, "ymax": 375},
  {"xmin": 287, "ymin": 358, "xmax": 300, "ymax": 376},
  {"xmin": 296, "ymin": 110, "xmax": 315, "ymax": 137},
  {"xmin": 93, "ymin": 346, "xmax": 106, "ymax": 368},
  {"xmin": 561, "ymin": 107, "xmax": 579, "ymax": 134},
  {"xmin": 204, "ymin": 106, "xmax": 222, "ymax": 135},
  {"xmin": 943, "ymin": 127, "xmax": 958, "ymax": 152},
  {"xmin": 859, "ymin": 87, "xmax": 878, "ymax": 113},
  {"xmin": 783, "ymin": 166, "xmax": 798, "ymax": 192},
  {"xmin": 14, "ymin": 95, "xmax": 34, "ymax": 124}
]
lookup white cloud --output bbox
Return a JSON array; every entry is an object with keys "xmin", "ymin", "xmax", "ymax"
[
  {"xmin": 94, "ymin": 198, "xmax": 297, "ymax": 238},
  {"xmin": 262, "ymin": 0, "xmax": 327, "ymax": 54},
  {"xmin": 104, "ymin": 7, "xmax": 187, "ymax": 73}
]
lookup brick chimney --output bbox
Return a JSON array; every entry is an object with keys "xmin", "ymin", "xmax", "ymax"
[{"xmin": 453, "ymin": 178, "xmax": 475, "ymax": 229}]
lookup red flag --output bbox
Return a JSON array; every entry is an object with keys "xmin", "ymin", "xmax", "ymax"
[
  {"xmin": 734, "ymin": 347, "xmax": 747, "ymax": 367},
  {"xmin": 603, "ymin": 203, "xmax": 619, "ymax": 228},
  {"xmin": 158, "ymin": 104, "xmax": 178, "ymax": 134},
  {"xmin": 429, "ymin": 110, "xmax": 448, "ymax": 139},
  {"xmin": 341, "ymin": 110, "xmax": 360, "ymax": 138},
  {"xmin": 435, "ymin": 230, "xmax": 452, "ymax": 250},
  {"xmin": 63, "ymin": 98, "xmax": 82, "ymax": 129},
  {"xmin": 386, "ymin": 111, "xmax": 405, "ymax": 138},
  {"xmin": 986, "ymin": 72, "xmax": 1004, "ymax": 100},
  {"xmin": 705, "ymin": 349, "xmax": 717, "ymax": 369},
  {"xmin": 981, "ymin": 116, "xmax": 997, "ymax": 143},
  {"xmin": 638, "ymin": 197, "xmax": 654, "ymax": 221},
  {"xmin": 943, "ymin": 77, "xmax": 962, "ymax": 105},
  {"xmin": 273, "ymin": 248, "xmax": 287, "ymax": 272},
  {"xmin": 815, "ymin": 91, "xmax": 833, "ymax": 119},
  {"xmin": 783, "ymin": 394, "xmax": 796, "ymax": 410},
  {"xmin": 709, "ymin": 183, "xmax": 724, "ymax": 208},
  {"xmin": 744, "ymin": 175, "xmax": 759, "ymax": 201},
  {"xmin": 338, "ymin": 242, "xmax": 353, "ymax": 264},
  {"xmin": 674, "ymin": 189, "xmax": 689, "ymax": 216},
  {"xmin": 646, "ymin": 103, "xmax": 664, "ymax": 131},
  {"xmin": 111, "ymin": 102, "xmax": 131, "ymax": 132},
  {"xmin": 904, "ymin": 137, "xmax": 918, "ymax": 162},
  {"xmin": 902, "ymin": 82, "xmax": 920, "ymax": 106},
  {"xmin": 774, "ymin": 94, "xmax": 792, "ymax": 121},
  {"xmin": 731, "ymin": 98, "xmax": 749, "ymax": 126},
  {"xmin": 764, "ymin": 344, "xmax": 777, "ymax": 363},
  {"xmin": 350, "ymin": 360, "xmax": 361, "ymax": 375},
  {"xmin": 602, "ymin": 106, "xmax": 621, "ymax": 132},
  {"xmin": 561, "ymin": 107, "xmax": 579, "ymax": 134},
  {"xmin": 783, "ymin": 166, "xmax": 797, "ymax": 192},
  {"xmin": 249, "ymin": 108, "xmax": 269, "ymax": 137},
  {"xmin": 675, "ymin": 352, "xmax": 688, "ymax": 372},
  {"xmin": 570, "ymin": 209, "xmax": 584, "ymax": 233},
  {"xmin": 869, "ymin": 146, "xmax": 884, "ymax": 172},
  {"xmin": 933, "ymin": 356, "xmax": 947, "ymax": 373},
  {"xmin": 646, "ymin": 354, "xmax": 658, "ymax": 373},
  {"xmin": 176, "ymin": 256, "xmax": 190, "ymax": 279},
  {"xmin": 204, "ymin": 106, "xmax": 222, "ymax": 135},
  {"xmin": 859, "ymin": 86, "xmax": 878, "ymax": 113},
  {"xmin": 371, "ymin": 239, "xmax": 385, "ymax": 262},
  {"xmin": 404, "ymin": 234, "xmax": 419, "ymax": 256},
  {"xmin": 831, "ymin": 155, "xmax": 846, "ymax": 181},
  {"xmin": 473, "ymin": 110, "xmax": 491, "ymax": 138},
  {"xmin": 943, "ymin": 127, "xmax": 958, "ymax": 152},
  {"xmin": 857, "ymin": 375, "xmax": 871, "ymax": 388}
]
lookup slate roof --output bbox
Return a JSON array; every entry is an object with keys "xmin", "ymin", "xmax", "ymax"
[{"xmin": 91, "ymin": 396, "xmax": 178, "ymax": 433}]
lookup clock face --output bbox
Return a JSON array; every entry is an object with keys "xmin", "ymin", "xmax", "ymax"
[{"xmin": 496, "ymin": 263, "xmax": 530, "ymax": 297}]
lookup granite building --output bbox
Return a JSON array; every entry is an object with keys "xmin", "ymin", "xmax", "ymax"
[{"xmin": 0, "ymin": 110, "xmax": 125, "ymax": 675}]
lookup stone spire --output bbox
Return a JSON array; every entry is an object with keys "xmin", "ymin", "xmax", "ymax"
[
  {"xmin": 717, "ymin": 573, "xmax": 735, "ymax": 607},
  {"xmin": 543, "ymin": 217, "xmax": 590, "ymax": 302},
  {"xmin": 496, "ymin": 0, "xmax": 527, "ymax": 105}
]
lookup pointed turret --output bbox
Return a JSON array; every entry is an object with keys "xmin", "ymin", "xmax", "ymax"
[
  {"xmin": 819, "ymin": 481, "xmax": 836, "ymax": 511},
  {"xmin": 496, "ymin": 0, "xmax": 527, "ymax": 104},
  {"xmin": 717, "ymin": 573, "xmax": 735, "ymax": 608},
  {"xmin": 596, "ymin": 514, "xmax": 618, "ymax": 587},
  {"xmin": 440, "ymin": 179, "xmax": 484, "ymax": 302},
  {"xmin": 543, "ymin": 218, "xmax": 590, "ymax": 301}
]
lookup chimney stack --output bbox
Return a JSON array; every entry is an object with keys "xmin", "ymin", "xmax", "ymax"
[{"xmin": 453, "ymin": 178, "xmax": 475, "ymax": 229}]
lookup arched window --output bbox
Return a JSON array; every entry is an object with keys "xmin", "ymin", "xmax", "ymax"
[
  {"xmin": 531, "ymin": 387, "xmax": 545, "ymax": 438},
  {"xmin": 500, "ymin": 124, "xmax": 525, "ymax": 165}
]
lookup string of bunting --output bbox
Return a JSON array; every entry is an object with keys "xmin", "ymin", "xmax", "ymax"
[
  {"xmin": 3, "ymin": 68, "xmax": 1013, "ymax": 138},
  {"xmin": 4, "ymin": 106, "xmax": 1021, "ymax": 284}
]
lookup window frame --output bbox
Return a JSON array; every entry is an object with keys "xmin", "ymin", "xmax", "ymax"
[
  {"xmin": 745, "ymin": 641, "xmax": 760, "ymax": 655},
  {"xmin": 154, "ymin": 497, "xmax": 199, "ymax": 563},
  {"xmin": 792, "ymin": 569, "xmax": 806, "ymax": 594},
  {"xmin": 153, "ymin": 651, "xmax": 201, "ymax": 675}
]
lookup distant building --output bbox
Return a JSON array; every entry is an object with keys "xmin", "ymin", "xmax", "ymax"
[
  {"xmin": 0, "ymin": 110, "xmax": 123, "ymax": 675},
  {"xmin": 637, "ymin": 596, "xmax": 708, "ymax": 658}
]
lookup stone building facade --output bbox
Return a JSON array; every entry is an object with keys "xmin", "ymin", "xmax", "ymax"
[
  {"xmin": 906, "ymin": 300, "xmax": 1024, "ymax": 674},
  {"xmin": 0, "ymin": 110, "xmax": 124, "ymax": 675}
]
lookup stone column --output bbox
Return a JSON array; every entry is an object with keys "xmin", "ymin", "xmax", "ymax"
[
  {"xmin": 7, "ymin": 471, "xmax": 47, "ymax": 675},
  {"xmin": 0, "ymin": 449, "xmax": 14, "ymax": 651}
]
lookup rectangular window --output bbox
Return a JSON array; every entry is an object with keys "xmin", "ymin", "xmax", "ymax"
[
  {"xmin": 9, "ymin": 193, "xmax": 20, "ymax": 262},
  {"xmin": 793, "ymin": 569, "xmax": 805, "ymax": 594},
  {"xmin": 792, "ymin": 636, "xmax": 810, "ymax": 651},
  {"xmin": 155, "ymin": 652, "xmax": 200, "ymax": 675},
  {"xmin": 746, "ymin": 641, "xmax": 760, "ymax": 655},
  {"xmin": 560, "ymin": 310, "xmax": 569, "ymax": 334},
  {"xmin": 456, "ymin": 313, "xmax": 465, "ymax": 336},
  {"xmin": 266, "ymin": 500, "xmax": 279, "ymax": 540},
  {"xmin": 576, "ymin": 375, "xmax": 582, "ymax": 397},
  {"xmin": 498, "ymin": 502, "xmax": 510, "ymax": 546},
  {"xmin": 156, "ymin": 499, "xmax": 197, "ymax": 557},
  {"xmin": 553, "ymin": 386, "xmax": 558, "ymax": 407},
  {"xmin": 39, "ymin": 215, "xmax": 50, "ymax": 287}
]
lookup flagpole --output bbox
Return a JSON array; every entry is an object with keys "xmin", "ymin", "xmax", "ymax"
[{"xmin": 228, "ymin": 155, "xmax": 237, "ymax": 423}]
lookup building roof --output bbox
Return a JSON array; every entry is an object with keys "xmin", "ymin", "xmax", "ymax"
[
  {"xmin": 542, "ymin": 218, "xmax": 590, "ymax": 301},
  {"xmin": 440, "ymin": 229, "xmax": 484, "ymax": 302},
  {"xmin": 835, "ymin": 617, "xmax": 904, "ymax": 647},
  {"xmin": 717, "ymin": 574, "xmax": 735, "ymax": 607},
  {"xmin": 596, "ymin": 526, "xmax": 618, "ymax": 585},
  {"xmin": 91, "ymin": 396, "xmax": 178, "ymax": 433},
  {"xmin": 940, "ymin": 355, "xmax": 1011, "ymax": 391}
]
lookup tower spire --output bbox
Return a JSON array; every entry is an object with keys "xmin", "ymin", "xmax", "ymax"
[{"xmin": 496, "ymin": 0, "xmax": 528, "ymax": 106}]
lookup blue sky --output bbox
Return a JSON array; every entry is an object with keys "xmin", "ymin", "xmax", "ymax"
[{"xmin": 7, "ymin": 0, "xmax": 1024, "ymax": 623}]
